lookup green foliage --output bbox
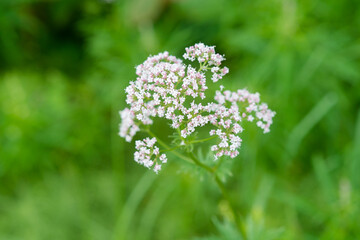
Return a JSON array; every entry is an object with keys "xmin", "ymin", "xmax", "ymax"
[
  {"xmin": 1, "ymin": 0, "xmax": 360, "ymax": 239},
  {"xmin": 194, "ymin": 218, "xmax": 283, "ymax": 240}
]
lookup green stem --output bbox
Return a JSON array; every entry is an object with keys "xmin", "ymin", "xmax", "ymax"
[
  {"xmin": 187, "ymin": 152, "xmax": 247, "ymax": 240},
  {"xmin": 213, "ymin": 156, "xmax": 225, "ymax": 171},
  {"xmin": 145, "ymin": 129, "xmax": 193, "ymax": 164},
  {"xmin": 160, "ymin": 145, "xmax": 182, "ymax": 153},
  {"xmin": 188, "ymin": 135, "xmax": 217, "ymax": 144},
  {"xmin": 214, "ymin": 175, "xmax": 247, "ymax": 239},
  {"xmin": 144, "ymin": 128, "xmax": 247, "ymax": 239},
  {"xmin": 146, "ymin": 129, "xmax": 169, "ymax": 149},
  {"xmin": 188, "ymin": 152, "xmax": 215, "ymax": 173},
  {"xmin": 198, "ymin": 62, "xmax": 209, "ymax": 72}
]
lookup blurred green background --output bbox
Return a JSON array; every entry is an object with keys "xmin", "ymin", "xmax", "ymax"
[{"xmin": 1, "ymin": 0, "xmax": 360, "ymax": 239}]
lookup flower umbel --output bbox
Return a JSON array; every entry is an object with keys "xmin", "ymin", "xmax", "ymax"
[
  {"xmin": 119, "ymin": 43, "xmax": 275, "ymax": 173},
  {"xmin": 134, "ymin": 137, "xmax": 167, "ymax": 174}
]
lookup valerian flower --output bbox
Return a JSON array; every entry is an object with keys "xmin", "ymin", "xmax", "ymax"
[
  {"xmin": 119, "ymin": 43, "xmax": 275, "ymax": 173},
  {"xmin": 134, "ymin": 137, "xmax": 167, "ymax": 173}
]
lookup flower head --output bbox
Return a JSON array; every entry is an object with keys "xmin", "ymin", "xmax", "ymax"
[
  {"xmin": 119, "ymin": 43, "xmax": 275, "ymax": 171},
  {"xmin": 134, "ymin": 137, "xmax": 167, "ymax": 173}
]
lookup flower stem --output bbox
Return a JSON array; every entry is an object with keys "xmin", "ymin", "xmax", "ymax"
[
  {"xmin": 160, "ymin": 145, "xmax": 183, "ymax": 153},
  {"xmin": 187, "ymin": 151, "xmax": 214, "ymax": 173},
  {"xmin": 214, "ymin": 175, "xmax": 247, "ymax": 239},
  {"xmin": 187, "ymin": 151, "xmax": 247, "ymax": 239},
  {"xmin": 188, "ymin": 135, "xmax": 217, "ymax": 144},
  {"xmin": 213, "ymin": 156, "xmax": 225, "ymax": 171},
  {"xmin": 144, "ymin": 129, "xmax": 193, "ymax": 164},
  {"xmin": 144, "ymin": 128, "xmax": 247, "ymax": 239}
]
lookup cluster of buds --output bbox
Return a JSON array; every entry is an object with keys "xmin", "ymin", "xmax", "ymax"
[
  {"xmin": 183, "ymin": 43, "xmax": 229, "ymax": 82},
  {"xmin": 134, "ymin": 137, "xmax": 167, "ymax": 173},
  {"xmin": 119, "ymin": 43, "xmax": 275, "ymax": 172}
]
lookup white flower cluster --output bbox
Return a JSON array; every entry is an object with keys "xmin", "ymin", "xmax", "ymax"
[
  {"xmin": 208, "ymin": 88, "xmax": 275, "ymax": 159},
  {"xmin": 134, "ymin": 137, "xmax": 167, "ymax": 174},
  {"xmin": 119, "ymin": 43, "xmax": 275, "ymax": 172},
  {"xmin": 183, "ymin": 43, "xmax": 229, "ymax": 82}
]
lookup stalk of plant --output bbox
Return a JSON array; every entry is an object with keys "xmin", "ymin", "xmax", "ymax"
[{"xmin": 119, "ymin": 43, "xmax": 275, "ymax": 238}]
